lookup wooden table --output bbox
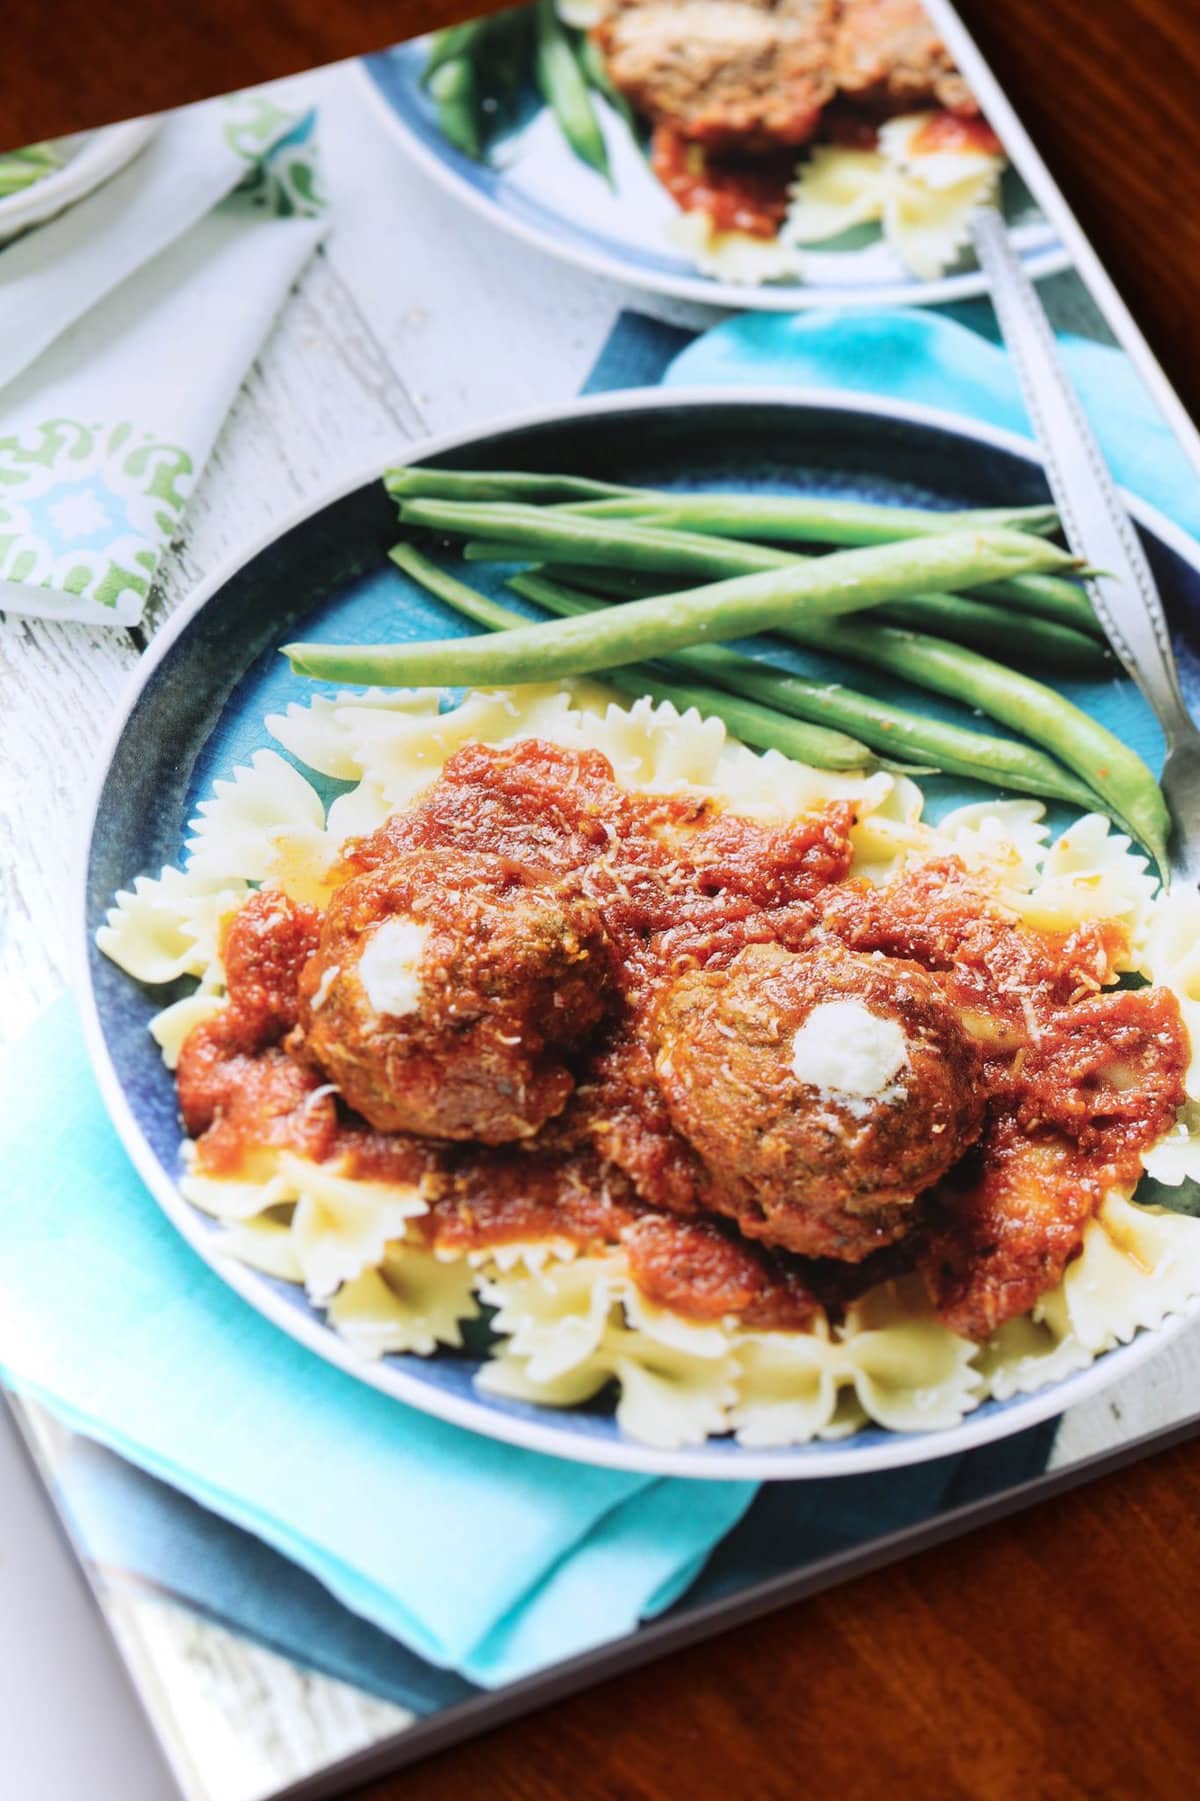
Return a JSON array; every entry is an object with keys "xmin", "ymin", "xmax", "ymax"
[{"xmin": 4, "ymin": 5, "xmax": 1200, "ymax": 1799}]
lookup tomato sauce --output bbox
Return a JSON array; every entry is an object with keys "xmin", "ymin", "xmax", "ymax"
[
  {"xmin": 908, "ymin": 110, "xmax": 1003, "ymax": 158},
  {"xmin": 176, "ymin": 741, "xmax": 1188, "ymax": 1336},
  {"xmin": 651, "ymin": 125, "xmax": 796, "ymax": 239}
]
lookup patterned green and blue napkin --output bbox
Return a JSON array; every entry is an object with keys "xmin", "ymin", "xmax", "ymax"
[{"xmin": 0, "ymin": 92, "xmax": 325, "ymax": 625}]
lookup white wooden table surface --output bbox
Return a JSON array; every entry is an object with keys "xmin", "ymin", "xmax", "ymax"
[{"xmin": 2, "ymin": 57, "xmax": 1198, "ymax": 1801}]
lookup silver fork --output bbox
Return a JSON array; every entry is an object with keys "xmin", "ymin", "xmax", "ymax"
[{"xmin": 971, "ymin": 206, "xmax": 1200, "ymax": 886}]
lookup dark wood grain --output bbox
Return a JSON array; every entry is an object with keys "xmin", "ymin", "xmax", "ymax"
[
  {"xmin": 358, "ymin": 1439, "xmax": 1200, "ymax": 1801},
  {"xmin": 6, "ymin": 4, "xmax": 1200, "ymax": 1797}
]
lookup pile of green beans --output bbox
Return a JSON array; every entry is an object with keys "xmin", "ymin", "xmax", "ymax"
[
  {"xmin": 386, "ymin": 465, "xmax": 1057, "ymax": 537},
  {"xmin": 379, "ymin": 548, "xmax": 1111, "ymax": 813},
  {"xmin": 555, "ymin": 491, "xmax": 1103, "ymax": 638},
  {"xmin": 396, "ymin": 494, "xmax": 1102, "ymax": 670},
  {"xmin": 400, "ymin": 494, "xmax": 1039, "ymax": 582},
  {"xmin": 388, "ymin": 464, "xmax": 1099, "ymax": 638},
  {"xmin": 285, "ymin": 524, "xmax": 1078, "ymax": 686},
  {"xmin": 286, "ymin": 467, "xmax": 1171, "ymax": 868},
  {"xmin": 421, "ymin": 3, "xmax": 612, "ymax": 176},
  {"xmin": 388, "ymin": 546, "xmax": 885, "ymax": 773},
  {"xmin": 770, "ymin": 612, "xmax": 1169, "ymax": 867}
]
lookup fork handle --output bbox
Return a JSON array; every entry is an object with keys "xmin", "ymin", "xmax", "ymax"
[{"xmin": 971, "ymin": 206, "xmax": 1198, "ymax": 751}]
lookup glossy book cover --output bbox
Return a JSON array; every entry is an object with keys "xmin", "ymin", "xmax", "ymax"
[{"xmin": 2, "ymin": 3, "xmax": 1199, "ymax": 1796}]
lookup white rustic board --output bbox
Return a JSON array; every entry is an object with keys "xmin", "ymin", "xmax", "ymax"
[{"xmin": 3, "ymin": 52, "xmax": 1199, "ymax": 1801}]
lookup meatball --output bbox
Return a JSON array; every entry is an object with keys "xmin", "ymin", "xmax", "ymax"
[
  {"xmin": 596, "ymin": 0, "xmax": 838, "ymax": 151},
  {"xmin": 648, "ymin": 940, "xmax": 983, "ymax": 1260},
  {"xmin": 295, "ymin": 851, "xmax": 611, "ymax": 1143},
  {"xmin": 832, "ymin": 0, "xmax": 977, "ymax": 117}
]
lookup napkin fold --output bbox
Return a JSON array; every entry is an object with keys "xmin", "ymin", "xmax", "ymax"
[
  {"xmin": 0, "ymin": 92, "xmax": 326, "ymax": 626},
  {"xmin": 0, "ymin": 1002, "xmax": 754, "ymax": 1689}
]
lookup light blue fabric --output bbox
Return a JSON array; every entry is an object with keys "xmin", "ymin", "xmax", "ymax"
[
  {"xmin": 0, "ymin": 1003, "xmax": 754, "ymax": 1688},
  {"xmin": 665, "ymin": 305, "xmax": 1200, "ymax": 545}
]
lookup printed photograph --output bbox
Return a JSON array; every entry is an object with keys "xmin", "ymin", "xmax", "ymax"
[{"xmin": 3, "ymin": 2, "xmax": 1199, "ymax": 1796}]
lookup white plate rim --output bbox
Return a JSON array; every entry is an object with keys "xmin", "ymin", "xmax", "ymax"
[
  {"xmin": 352, "ymin": 51, "xmax": 1071, "ymax": 313},
  {"xmin": 0, "ymin": 118, "xmax": 159, "ymax": 241},
  {"xmin": 77, "ymin": 383, "xmax": 1200, "ymax": 1481}
]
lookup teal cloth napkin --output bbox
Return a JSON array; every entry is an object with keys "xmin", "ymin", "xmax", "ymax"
[{"xmin": 0, "ymin": 1004, "xmax": 754, "ymax": 1688}]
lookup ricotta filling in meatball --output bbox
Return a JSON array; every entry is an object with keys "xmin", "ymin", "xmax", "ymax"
[
  {"xmin": 355, "ymin": 917, "xmax": 431, "ymax": 1018},
  {"xmin": 789, "ymin": 999, "xmax": 909, "ymax": 1100}
]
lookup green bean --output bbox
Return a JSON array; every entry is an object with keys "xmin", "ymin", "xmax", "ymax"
[
  {"xmin": 442, "ymin": 502, "xmax": 1099, "ymax": 652},
  {"xmin": 584, "ymin": 547, "xmax": 1103, "ymax": 645},
  {"xmin": 422, "ymin": 21, "xmax": 488, "ymax": 84},
  {"xmin": 285, "ymin": 527, "xmax": 1082, "ymax": 691},
  {"xmin": 388, "ymin": 546, "xmax": 887, "ymax": 772},
  {"xmin": 478, "ymin": 9, "xmax": 535, "ymax": 114},
  {"xmin": 577, "ymin": 33, "xmax": 637, "ymax": 129},
  {"xmin": 427, "ymin": 57, "xmax": 483, "ymax": 159},
  {"xmin": 508, "ymin": 571, "xmax": 1109, "ymax": 812},
  {"xmin": 551, "ymin": 563, "xmax": 664, "ymax": 599},
  {"xmin": 454, "ymin": 522, "xmax": 780, "ymax": 577},
  {"xmin": 561, "ymin": 492, "xmax": 1061, "ymax": 545},
  {"xmin": 770, "ymin": 615, "xmax": 1168, "ymax": 869},
  {"xmin": 976, "ymin": 573, "xmax": 1102, "ymax": 637},
  {"xmin": 534, "ymin": 0, "xmax": 610, "ymax": 179},
  {"xmin": 385, "ymin": 467, "xmax": 641, "ymax": 504},
  {"xmin": 524, "ymin": 562, "xmax": 1103, "ymax": 672},
  {"xmin": 441, "ymin": 503, "xmax": 789, "ymax": 575},
  {"xmin": 387, "ymin": 467, "xmax": 1059, "ymax": 542},
  {"xmin": 401, "ymin": 497, "xmax": 1079, "ymax": 586},
  {"xmin": 558, "ymin": 497, "xmax": 1107, "ymax": 638},
  {"xmin": 876, "ymin": 594, "xmax": 1111, "ymax": 675},
  {"xmin": 602, "ymin": 671, "xmax": 885, "ymax": 771}
]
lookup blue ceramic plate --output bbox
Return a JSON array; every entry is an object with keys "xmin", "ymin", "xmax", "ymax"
[
  {"xmin": 81, "ymin": 391, "xmax": 1200, "ymax": 1479},
  {"xmin": 358, "ymin": 40, "xmax": 1069, "ymax": 312}
]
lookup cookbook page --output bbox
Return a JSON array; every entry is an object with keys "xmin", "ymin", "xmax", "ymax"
[{"xmin": 2, "ymin": 3, "xmax": 1198, "ymax": 1797}]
